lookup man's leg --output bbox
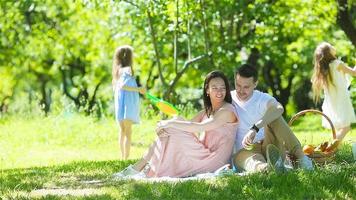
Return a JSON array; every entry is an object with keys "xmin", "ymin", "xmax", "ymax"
[
  {"xmin": 233, "ymin": 143, "xmax": 268, "ymax": 172},
  {"xmin": 262, "ymin": 116, "xmax": 313, "ymax": 170},
  {"xmin": 262, "ymin": 116, "xmax": 304, "ymax": 159}
]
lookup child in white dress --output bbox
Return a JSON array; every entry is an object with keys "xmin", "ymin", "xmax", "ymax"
[{"xmin": 311, "ymin": 42, "xmax": 356, "ymax": 140}]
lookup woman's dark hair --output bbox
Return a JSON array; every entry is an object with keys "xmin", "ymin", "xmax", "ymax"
[
  {"xmin": 203, "ymin": 70, "xmax": 232, "ymax": 117},
  {"xmin": 235, "ymin": 63, "xmax": 258, "ymax": 82}
]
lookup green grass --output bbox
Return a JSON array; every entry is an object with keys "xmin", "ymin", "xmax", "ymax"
[
  {"xmin": 0, "ymin": 114, "xmax": 158, "ymax": 169},
  {"xmin": 1, "ymin": 114, "xmax": 356, "ymax": 199}
]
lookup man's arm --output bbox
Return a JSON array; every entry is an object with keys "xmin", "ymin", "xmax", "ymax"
[
  {"xmin": 254, "ymin": 99, "xmax": 284, "ymax": 130},
  {"xmin": 241, "ymin": 99, "xmax": 283, "ymax": 148}
]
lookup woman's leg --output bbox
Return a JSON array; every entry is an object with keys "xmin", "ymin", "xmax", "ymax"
[
  {"xmin": 132, "ymin": 129, "xmax": 169, "ymax": 171},
  {"xmin": 336, "ymin": 126, "xmax": 351, "ymax": 140},
  {"xmin": 132, "ymin": 141, "xmax": 158, "ymax": 171},
  {"xmin": 122, "ymin": 120, "xmax": 133, "ymax": 159},
  {"xmin": 119, "ymin": 121, "xmax": 126, "ymax": 159}
]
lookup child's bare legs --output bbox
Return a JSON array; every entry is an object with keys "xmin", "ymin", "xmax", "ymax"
[
  {"xmin": 336, "ymin": 126, "xmax": 351, "ymax": 140},
  {"xmin": 119, "ymin": 120, "xmax": 133, "ymax": 159},
  {"xmin": 124, "ymin": 120, "xmax": 132, "ymax": 159},
  {"xmin": 119, "ymin": 121, "xmax": 125, "ymax": 159}
]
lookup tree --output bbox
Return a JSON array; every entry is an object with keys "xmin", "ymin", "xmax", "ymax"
[
  {"xmin": 0, "ymin": 0, "xmax": 354, "ymax": 117},
  {"xmin": 337, "ymin": 0, "xmax": 356, "ymax": 46}
]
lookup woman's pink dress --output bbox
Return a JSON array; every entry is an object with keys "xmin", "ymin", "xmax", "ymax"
[{"xmin": 144, "ymin": 104, "xmax": 238, "ymax": 177}]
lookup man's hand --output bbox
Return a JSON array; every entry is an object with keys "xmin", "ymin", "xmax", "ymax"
[{"xmin": 242, "ymin": 129, "xmax": 257, "ymax": 149}]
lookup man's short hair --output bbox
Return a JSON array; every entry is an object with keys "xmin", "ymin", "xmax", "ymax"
[{"xmin": 235, "ymin": 64, "xmax": 258, "ymax": 82}]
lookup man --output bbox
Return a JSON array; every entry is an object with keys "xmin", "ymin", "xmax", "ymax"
[{"xmin": 231, "ymin": 64, "xmax": 313, "ymax": 172}]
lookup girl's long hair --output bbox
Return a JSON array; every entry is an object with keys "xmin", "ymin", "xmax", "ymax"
[
  {"xmin": 311, "ymin": 42, "xmax": 336, "ymax": 102},
  {"xmin": 203, "ymin": 70, "xmax": 232, "ymax": 117},
  {"xmin": 112, "ymin": 45, "xmax": 134, "ymax": 87}
]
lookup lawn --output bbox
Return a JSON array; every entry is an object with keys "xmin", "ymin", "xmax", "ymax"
[{"xmin": 1, "ymin": 113, "xmax": 355, "ymax": 199}]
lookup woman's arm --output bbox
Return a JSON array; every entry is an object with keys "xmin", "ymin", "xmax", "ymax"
[
  {"xmin": 337, "ymin": 63, "xmax": 356, "ymax": 76},
  {"xmin": 155, "ymin": 110, "xmax": 204, "ymax": 137},
  {"xmin": 190, "ymin": 110, "xmax": 205, "ymax": 123},
  {"xmin": 157, "ymin": 106, "xmax": 237, "ymax": 133},
  {"xmin": 167, "ymin": 110, "xmax": 204, "ymax": 123}
]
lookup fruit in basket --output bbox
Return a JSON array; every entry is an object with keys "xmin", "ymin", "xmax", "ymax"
[
  {"xmin": 303, "ymin": 145, "xmax": 315, "ymax": 155},
  {"xmin": 314, "ymin": 141, "xmax": 328, "ymax": 152},
  {"xmin": 325, "ymin": 139, "xmax": 340, "ymax": 153}
]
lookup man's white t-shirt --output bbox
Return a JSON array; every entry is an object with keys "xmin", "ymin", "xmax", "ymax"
[{"xmin": 231, "ymin": 90, "xmax": 277, "ymax": 153}]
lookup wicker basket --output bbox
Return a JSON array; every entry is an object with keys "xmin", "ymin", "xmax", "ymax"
[{"xmin": 288, "ymin": 109, "xmax": 337, "ymax": 164}]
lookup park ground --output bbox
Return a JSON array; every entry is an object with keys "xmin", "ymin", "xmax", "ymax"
[{"xmin": 1, "ymin": 114, "xmax": 355, "ymax": 199}]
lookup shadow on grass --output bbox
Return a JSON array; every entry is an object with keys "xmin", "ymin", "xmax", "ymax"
[
  {"xmin": 106, "ymin": 166, "xmax": 355, "ymax": 200},
  {"xmin": 0, "ymin": 159, "xmax": 135, "ymax": 192},
  {"xmin": 1, "ymin": 147, "xmax": 355, "ymax": 199}
]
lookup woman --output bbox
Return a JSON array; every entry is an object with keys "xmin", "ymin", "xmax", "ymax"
[{"xmin": 115, "ymin": 70, "xmax": 239, "ymax": 178}]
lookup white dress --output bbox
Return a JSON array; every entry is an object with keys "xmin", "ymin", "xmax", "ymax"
[{"xmin": 322, "ymin": 59, "xmax": 356, "ymax": 129}]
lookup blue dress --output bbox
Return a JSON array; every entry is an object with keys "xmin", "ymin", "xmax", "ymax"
[{"xmin": 114, "ymin": 67, "xmax": 140, "ymax": 123}]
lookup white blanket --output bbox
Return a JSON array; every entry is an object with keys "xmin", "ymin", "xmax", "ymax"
[{"xmin": 112, "ymin": 164, "xmax": 248, "ymax": 182}]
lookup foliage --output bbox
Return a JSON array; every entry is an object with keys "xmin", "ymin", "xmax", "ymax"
[{"xmin": 0, "ymin": 0, "xmax": 355, "ymax": 117}]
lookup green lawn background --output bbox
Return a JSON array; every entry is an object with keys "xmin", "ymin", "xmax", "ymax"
[{"xmin": 1, "ymin": 114, "xmax": 355, "ymax": 199}]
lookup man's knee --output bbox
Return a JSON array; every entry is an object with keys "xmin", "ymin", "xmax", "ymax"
[
  {"xmin": 268, "ymin": 116, "xmax": 291, "ymax": 132},
  {"xmin": 233, "ymin": 152, "xmax": 242, "ymax": 168},
  {"xmin": 242, "ymin": 154, "xmax": 267, "ymax": 172},
  {"xmin": 234, "ymin": 150, "xmax": 266, "ymax": 172},
  {"xmin": 233, "ymin": 150, "xmax": 249, "ymax": 170}
]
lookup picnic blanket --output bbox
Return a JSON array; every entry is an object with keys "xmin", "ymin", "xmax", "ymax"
[{"xmin": 112, "ymin": 164, "xmax": 248, "ymax": 182}]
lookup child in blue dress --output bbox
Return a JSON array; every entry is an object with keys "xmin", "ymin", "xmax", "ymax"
[{"xmin": 112, "ymin": 45, "xmax": 146, "ymax": 159}]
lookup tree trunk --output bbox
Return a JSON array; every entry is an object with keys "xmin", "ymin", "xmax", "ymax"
[
  {"xmin": 174, "ymin": 0, "xmax": 179, "ymax": 73},
  {"xmin": 262, "ymin": 60, "xmax": 294, "ymax": 115},
  {"xmin": 147, "ymin": 7, "xmax": 167, "ymax": 87},
  {"xmin": 60, "ymin": 67, "xmax": 80, "ymax": 107},
  {"xmin": 164, "ymin": 54, "xmax": 209, "ymax": 99},
  {"xmin": 0, "ymin": 96, "xmax": 10, "ymax": 113},
  {"xmin": 337, "ymin": 0, "xmax": 356, "ymax": 46},
  {"xmin": 247, "ymin": 48, "xmax": 260, "ymax": 68},
  {"xmin": 39, "ymin": 79, "xmax": 52, "ymax": 115},
  {"xmin": 87, "ymin": 77, "xmax": 106, "ymax": 115},
  {"xmin": 199, "ymin": 0, "xmax": 215, "ymax": 67}
]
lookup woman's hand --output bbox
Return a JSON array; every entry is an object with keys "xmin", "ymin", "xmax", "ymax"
[
  {"xmin": 155, "ymin": 119, "xmax": 173, "ymax": 135},
  {"xmin": 156, "ymin": 120, "xmax": 172, "ymax": 137},
  {"xmin": 156, "ymin": 128, "xmax": 169, "ymax": 137},
  {"xmin": 157, "ymin": 119, "xmax": 171, "ymax": 129},
  {"xmin": 172, "ymin": 115, "xmax": 185, "ymax": 121}
]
